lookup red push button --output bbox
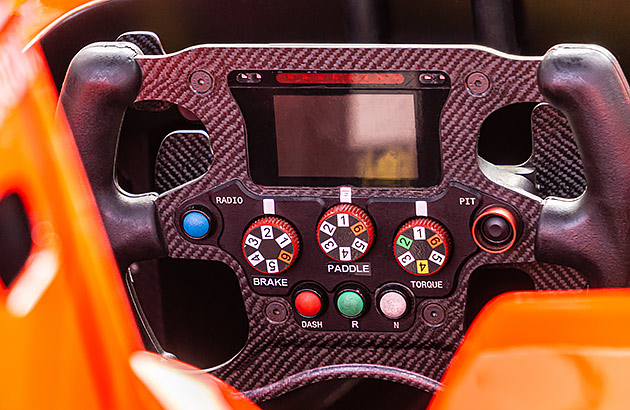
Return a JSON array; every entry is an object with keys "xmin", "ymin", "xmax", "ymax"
[{"xmin": 294, "ymin": 290, "xmax": 323, "ymax": 318}]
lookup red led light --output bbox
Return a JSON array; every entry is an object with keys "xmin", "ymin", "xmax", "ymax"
[
  {"xmin": 276, "ymin": 72, "xmax": 405, "ymax": 85},
  {"xmin": 294, "ymin": 290, "xmax": 323, "ymax": 318}
]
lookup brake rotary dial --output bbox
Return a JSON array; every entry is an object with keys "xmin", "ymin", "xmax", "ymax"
[
  {"xmin": 394, "ymin": 218, "xmax": 451, "ymax": 275},
  {"xmin": 317, "ymin": 204, "xmax": 375, "ymax": 262},
  {"xmin": 242, "ymin": 216, "xmax": 300, "ymax": 274}
]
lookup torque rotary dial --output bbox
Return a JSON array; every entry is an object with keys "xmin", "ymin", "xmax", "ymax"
[
  {"xmin": 393, "ymin": 218, "xmax": 451, "ymax": 275},
  {"xmin": 242, "ymin": 216, "xmax": 300, "ymax": 274},
  {"xmin": 317, "ymin": 204, "xmax": 375, "ymax": 262}
]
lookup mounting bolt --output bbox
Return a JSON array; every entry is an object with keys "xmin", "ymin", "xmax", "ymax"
[
  {"xmin": 422, "ymin": 303, "xmax": 446, "ymax": 326},
  {"xmin": 265, "ymin": 301, "xmax": 289, "ymax": 323},
  {"xmin": 190, "ymin": 70, "xmax": 213, "ymax": 94},
  {"xmin": 466, "ymin": 72, "xmax": 490, "ymax": 96},
  {"xmin": 129, "ymin": 262, "xmax": 140, "ymax": 275}
]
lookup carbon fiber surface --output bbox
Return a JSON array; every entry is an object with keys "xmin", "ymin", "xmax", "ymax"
[
  {"xmin": 209, "ymin": 250, "xmax": 585, "ymax": 390},
  {"xmin": 117, "ymin": 33, "xmax": 174, "ymax": 112},
  {"xmin": 532, "ymin": 104, "xmax": 586, "ymax": 199},
  {"xmin": 135, "ymin": 45, "xmax": 588, "ymax": 390},
  {"xmin": 117, "ymin": 31, "xmax": 166, "ymax": 55},
  {"xmin": 154, "ymin": 130, "xmax": 212, "ymax": 193}
]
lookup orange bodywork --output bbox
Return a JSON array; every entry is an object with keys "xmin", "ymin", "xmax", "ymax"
[
  {"xmin": 12, "ymin": 0, "xmax": 106, "ymax": 45},
  {"xmin": 0, "ymin": 2, "xmax": 259, "ymax": 409},
  {"xmin": 430, "ymin": 289, "xmax": 630, "ymax": 410}
]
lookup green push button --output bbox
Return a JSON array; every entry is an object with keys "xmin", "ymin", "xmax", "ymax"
[{"xmin": 336, "ymin": 290, "xmax": 365, "ymax": 318}]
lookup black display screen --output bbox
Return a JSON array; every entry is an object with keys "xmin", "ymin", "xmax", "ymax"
[
  {"xmin": 274, "ymin": 94, "xmax": 419, "ymax": 180},
  {"xmin": 229, "ymin": 70, "xmax": 450, "ymax": 188}
]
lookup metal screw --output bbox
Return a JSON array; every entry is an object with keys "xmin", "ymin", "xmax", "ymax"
[
  {"xmin": 190, "ymin": 70, "xmax": 213, "ymax": 94},
  {"xmin": 422, "ymin": 303, "xmax": 446, "ymax": 326},
  {"xmin": 466, "ymin": 72, "xmax": 491, "ymax": 96},
  {"xmin": 265, "ymin": 301, "xmax": 289, "ymax": 323},
  {"xmin": 128, "ymin": 262, "xmax": 140, "ymax": 275}
]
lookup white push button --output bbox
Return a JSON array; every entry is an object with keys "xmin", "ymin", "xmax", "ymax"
[{"xmin": 378, "ymin": 290, "xmax": 408, "ymax": 320}]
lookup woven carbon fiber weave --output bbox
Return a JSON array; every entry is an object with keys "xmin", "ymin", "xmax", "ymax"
[
  {"xmin": 135, "ymin": 45, "xmax": 588, "ymax": 390},
  {"xmin": 154, "ymin": 131, "xmax": 212, "ymax": 193},
  {"xmin": 532, "ymin": 104, "xmax": 586, "ymax": 199},
  {"xmin": 117, "ymin": 31, "xmax": 165, "ymax": 56}
]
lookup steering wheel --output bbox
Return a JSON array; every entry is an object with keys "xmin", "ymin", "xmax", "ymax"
[{"xmin": 49, "ymin": 5, "xmax": 630, "ymax": 406}]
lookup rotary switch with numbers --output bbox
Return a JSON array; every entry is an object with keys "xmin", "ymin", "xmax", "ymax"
[
  {"xmin": 393, "ymin": 218, "xmax": 451, "ymax": 275},
  {"xmin": 317, "ymin": 204, "xmax": 375, "ymax": 262},
  {"xmin": 242, "ymin": 216, "xmax": 300, "ymax": 274}
]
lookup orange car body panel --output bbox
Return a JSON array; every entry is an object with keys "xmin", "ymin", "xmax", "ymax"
[
  {"xmin": 0, "ymin": 2, "xmax": 259, "ymax": 409},
  {"xmin": 430, "ymin": 289, "xmax": 630, "ymax": 410}
]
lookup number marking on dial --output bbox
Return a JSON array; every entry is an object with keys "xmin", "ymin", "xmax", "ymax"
[
  {"xmin": 245, "ymin": 234, "xmax": 262, "ymax": 249},
  {"xmin": 275, "ymin": 233, "xmax": 291, "ymax": 248},
  {"xmin": 416, "ymin": 260, "xmax": 429, "ymax": 274},
  {"xmin": 247, "ymin": 250, "xmax": 264, "ymax": 266},
  {"xmin": 351, "ymin": 222, "xmax": 366, "ymax": 236}
]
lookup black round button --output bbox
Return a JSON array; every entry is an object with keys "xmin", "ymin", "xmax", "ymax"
[
  {"xmin": 472, "ymin": 206, "xmax": 520, "ymax": 254},
  {"xmin": 481, "ymin": 215, "xmax": 512, "ymax": 244}
]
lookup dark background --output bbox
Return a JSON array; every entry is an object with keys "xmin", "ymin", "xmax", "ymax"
[{"xmin": 42, "ymin": 0, "xmax": 630, "ymax": 89}]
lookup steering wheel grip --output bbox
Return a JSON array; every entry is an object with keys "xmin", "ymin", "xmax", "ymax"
[
  {"xmin": 57, "ymin": 43, "xmax": 166, "ymax": 268},
  {"xmin": 536, "ymin": 45, "xmax": 630, "ymax": 288}
]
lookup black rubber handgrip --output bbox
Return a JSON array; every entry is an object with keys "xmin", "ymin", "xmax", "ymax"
[
  {"xmin": 57, "ymin": 42, "xmax": 166, "ymax": 269},
  {"xmin": 536, "ymin": 44, "xmax": 630, "ymax": 288}
]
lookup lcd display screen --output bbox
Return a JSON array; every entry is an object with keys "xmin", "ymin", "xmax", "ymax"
[{"xmin": 273, "ymin": 94, "xmax": 418, "ymax": 180}]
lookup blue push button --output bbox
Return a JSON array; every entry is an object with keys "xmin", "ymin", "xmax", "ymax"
[{"xmin": 182, "ymin": 210, "xmax": 210, "ymax": 239}]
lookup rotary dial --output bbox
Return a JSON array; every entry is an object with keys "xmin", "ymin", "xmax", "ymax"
[
  {"xmin": 393, "ymin": 218, "xmax": 451, "ymax": 275},
  {"xmin": 317, "ymin": 204, "xmax": 375, "ymax": 262},
  {"xmin": 242, "ymin": 216, "xmax": 300, "ymax": 274}
]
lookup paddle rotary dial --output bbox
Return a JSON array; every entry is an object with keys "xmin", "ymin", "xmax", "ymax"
[
  {"xmin": 317, "ymin": 204, "xmax": 375, "ymax": 262},
  {"xmin": 242, "ymin": 216, "xmax": 300, "ymax": 274},
  {"xmin": 393, "ymin": 218, "xmax": 451, "ymax": 275}
]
